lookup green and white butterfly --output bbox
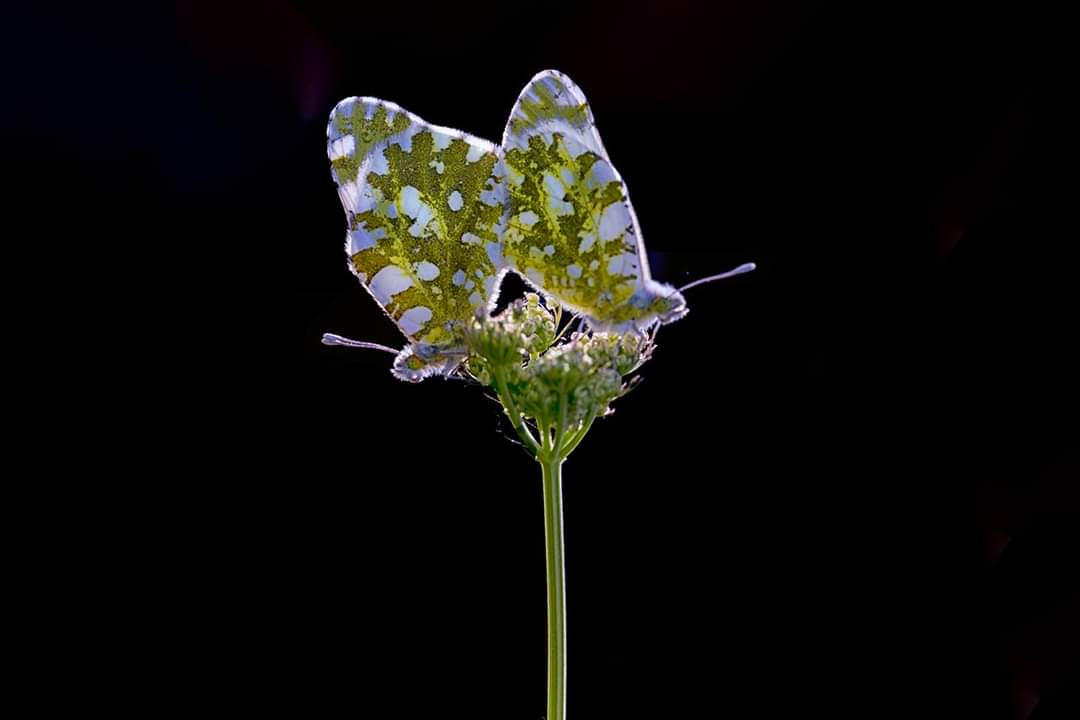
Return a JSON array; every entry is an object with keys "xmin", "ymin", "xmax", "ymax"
[
  {"xmin": 322, "ymin": 70, "xmax": 752, "ymax": 381},
  {"xmin": 324, "ymin": 93, "xmax": 507, "ymax": 380}
]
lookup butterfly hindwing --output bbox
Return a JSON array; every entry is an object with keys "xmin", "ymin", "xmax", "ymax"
[
  {"xmin": 327, "ymin": 97, "xmax": 508, "ymax": 378},
  {"xmin": 499, "ymin": 70, "xmax": 686, "ymax": 332}
]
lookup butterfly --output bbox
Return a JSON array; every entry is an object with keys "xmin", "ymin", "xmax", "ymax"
[
  {"xmin": 323, "ymin": 70, "xmax": 751, "ymax": 381},
  {"xmin": 325, "ymin": 95, "xmax": 508, "ymax": 380}
]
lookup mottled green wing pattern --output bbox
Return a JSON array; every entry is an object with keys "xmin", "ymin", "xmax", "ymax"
[
  {"xmin": 327, "ymin": 97, "xmax": 507, "ymax": 379},
  {"xmin": 499, "ymin": 70, "xmax": 686, "ymax": 332}
]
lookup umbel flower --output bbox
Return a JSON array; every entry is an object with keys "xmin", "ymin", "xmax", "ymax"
[{"xmin": 464, "ymin": 293, "xmax": 650, "ymax": 453}]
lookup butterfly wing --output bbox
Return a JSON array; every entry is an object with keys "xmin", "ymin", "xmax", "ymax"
[
  {"xmin": 499, "ymin": 70, "xmax": 686, "ymax": 332},
  {"xmin": 327, "ymin": 98, "xmax": 508, "ymax": 379}
]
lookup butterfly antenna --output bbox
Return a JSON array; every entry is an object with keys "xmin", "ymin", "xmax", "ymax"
[
  {"xmin": 678, "ymin": 262, "xmax": 756, "ymax": 292},
  {"xmin": 321, "ymin": 333, "xmax": 400, "ymax": 356}
]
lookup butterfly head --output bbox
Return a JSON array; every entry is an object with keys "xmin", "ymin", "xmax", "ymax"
[
  {"xmin": 583, "ymin": 282, "xmax": 688, "ymax": 334},
  {"xmin": 641, "ymin": 285, "xmax": 689, "ymax": 326},
  {"xmin": 391, "ymin": 344, "xmax": 467, "ymax": 383}
]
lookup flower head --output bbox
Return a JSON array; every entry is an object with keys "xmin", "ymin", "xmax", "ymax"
[{"xmin": 464, "ymin": 295, "xmax": 654, "ymax": 439}]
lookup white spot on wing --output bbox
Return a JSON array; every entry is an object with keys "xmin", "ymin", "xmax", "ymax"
[
  {"xmin": 358, "ymin": 183, "xmax": 379, "ymax": 212},
  {"xmin": 547, "ymin": 196, "xmax": 574, "ymax": 216},
  {"xmin": 466, "ymin": 144, "xmax": 486, "ymax": 163},
  {"xmin": 329, "ymin": 135, "xmax": 355, "ymax": 160},
  {"xmin": 399, "ymin": 185, "xmax": 422, "ymax": 217},
  {"xmin": 607, "ymin": 253, "xmax": 638, "ymax": 276},
  {"xmin": 369, "ymin": 146, "xmax": 389, "ymax": 175},
  {"xmin": 543, "ymin": 171, "xmax": 574, "ymax": 216},
  {"xmin": 479, "ymin": 183, "xmax": 503, "ymax": 206},
  {"xmin": 503, "ymin": 163, "xmax": 526, "ymax": 186},
  {"xmin": 525, "ymin": 267, "xmax": 544, "ymax": 287},
  {"xmin": 433, "ymin": 132, "xmax": 451, "ymax": 151},
  {"xmin": 544, "ymin": 244, "xmax": 555, "ymax": 256},
  {"xmin": 518, "ymin": 210, "xmax": 539, "ymax": 228},
  {"xmin": 543, "ymin": 172, "xmax": 564, "ymax": 199},
  {"xmin": 486, "ymin": 242, "xmax": 505, "ymax": 267},
  {"xmin": 598, "ymin": 202, "xmax": 630, "ymax": 242},
  {"xmin": 448, "ymin": 190, "xmax": 463, "ymax": 211},
  {"xmin": 468, "ymin": 292, "xmax": 483, "ymax": 306},
  {"xmin": 578, "ymin": 232, "xmax": 596, "ymax": 253},
  {"xmin": 399, "ymin": 185, "xmax": 435, "ymax": 237},
  {"xmin": 461, "ymin": 232, "xmax": 483, "ymax": 245},
  {"xmin": 452, "ymin": 270, "xmax": 466, "ymax": 286},
  {"xmin": 398, "ymin": 306, "xmax": 433, "ymax": 336},
  {"xmin": 416, "ymin": 261, "xmax": 440, "ymax": 281},
  {"xmin": 567, "ymin": 263, "xmax": 582, "ymax": 279},
  {"xmin": 585, "ymin": 159, "xmax": 616, "ymax": 190},
  {"xmin": 392, "ymin": 123, "xmax": 419, "ymax": 152},
  {"xmin": 349, "ymin": 225, "xmax": 385, "ymax": 254},
  {"xmin": 409, "ymin": 208, "xmax": 434, "ymax": 237},
  {"xmin": 370, "ymin": 265, "xmax": 413, "ymax": 305}
]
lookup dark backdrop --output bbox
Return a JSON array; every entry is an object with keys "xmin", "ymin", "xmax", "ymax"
[{"xmin": 8, "ymin": 2, "xmax": 1075, "ymax": 717}]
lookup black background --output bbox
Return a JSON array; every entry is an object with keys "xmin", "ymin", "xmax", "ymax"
[{"xmin": 8, "ymin": 2, "xmax": 1076, "ymax": 717}]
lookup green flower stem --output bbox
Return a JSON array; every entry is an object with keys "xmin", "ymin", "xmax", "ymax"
[
  {"xmin": 559, "ymin": 409, "xmax": 597, "ymax": 459},
  {"xmin": 539, "ymin": 383, "xmax": 579, "ymax": 720},
  {"xmin": 493, "ymin": 368, "xmax": 540, "ymax": 454},
  {"xmin": 555, "ymin": 382, "xmax": 569, "ymax": 455},
  {"xmin": 540, "ymin": 452, "xmax": 567, "ymax": 720}
]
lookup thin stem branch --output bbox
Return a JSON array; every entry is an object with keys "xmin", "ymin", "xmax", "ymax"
[
  {"xmin": 493, "ymin": 369, "xmax": 540, "ymax": 454},
  {"xmin": 553, "ymin": 380, "xmax": 569, "ymax": 456},
  {"xmin": 551, "ymin": 312, "xmax": 579, "ymax": 345},
  {"xmin": 559, "ymin": 409, "xmax": 597, "ymax": 459}
]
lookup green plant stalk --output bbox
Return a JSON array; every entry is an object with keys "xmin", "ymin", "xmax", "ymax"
[{"xmin": 540, "ymin": 452, "xmax": 567, "ymax": 720}]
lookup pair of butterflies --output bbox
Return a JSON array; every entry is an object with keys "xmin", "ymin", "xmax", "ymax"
[{"xmin": 324, "ymin": 70, "xmax": 746, "ymax": 381}]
